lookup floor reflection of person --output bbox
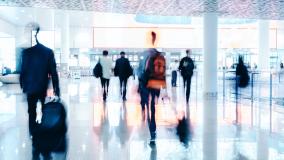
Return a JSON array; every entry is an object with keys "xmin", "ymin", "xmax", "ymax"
[
  {"xmin": 176, "ymin": 104, "xmax": 192, "ymax": 148},
  {"xmin": 150, "ymin": 145, "xmax": 157, "ymax": 160},
  {"xmin": 101, "ymin": 102, "xmax": 110, "ymax": 150},
  {"xmin": 115, "ymin": 102, "xmax": 129, "ymax": 147},
  {"xmin": 93, "ymin": 102, "xmax": 110, "ymax": 159}
]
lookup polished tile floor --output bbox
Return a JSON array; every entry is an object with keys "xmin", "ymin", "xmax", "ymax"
[{"xmin": 0, "ymin": 74, "xmax": 284, "ymax": 160}]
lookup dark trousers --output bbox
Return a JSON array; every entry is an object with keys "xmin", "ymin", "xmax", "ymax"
[
  {"xmin": 171, "ymin": 71, "xmax": 177, "ymax": 87},
  {"xmin": 147, "ymin": 88, "xmax": 160, "ymax": 140},
  {"xmin": 119, "ymin": 77, "xmax": 128, "ymax": 99},
  {"xmin": 182, "ymin": 76, "xmax": 192, "ymax": 102},
  {"xmin": 27, "ymin": 94, "xmax": 51, "ymax": 160},
  {"xmin": 139, "ymin": 81, "xmax": 149, "ymax": 111},
  {"xmin": 100, "ymin": 77, "xmax": 110, "ymax": 99},
  {"xmin": 27, "ymin": 94, "xmax": 45, "ymax": 135},
  {"xmin": 32, "ymin": 147, "xmax": 51, "ymax": 160},
  {"xmin": 139, "ymin": 81, "xmax": 160, "ymax": 140}
]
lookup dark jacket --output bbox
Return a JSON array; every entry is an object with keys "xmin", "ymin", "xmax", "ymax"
[
  {"xmin": 178, "ymin": 57, "xmax": 194, "ymax": 77},
  {"xmin": 20, "ymin": 43, "xmax": 60, "ymax": 96},
  {"xmin": 236, "ymin": 63, "xmax": 249, "ymax": 87},
  {"xmin": 114, "ymin": 57, "xmax": 133, "ymax": 78}
]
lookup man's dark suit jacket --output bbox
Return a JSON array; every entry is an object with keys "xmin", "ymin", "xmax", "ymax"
[
  {"xmin": 114, "ymin": 57, "xmax": 132, "ymax": 79},
  {"xmin": 20, "ymin": 43, "xmax": 60, "ymax": 96}
]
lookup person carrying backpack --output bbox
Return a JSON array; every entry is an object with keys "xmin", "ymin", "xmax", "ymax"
[
  {"xmin": 178, "ymin": 49, "xmax": 194, "ymax": 103},
  {"xmin": 138, "ymin": 31, "xmax": 167, "ymax": 147}
]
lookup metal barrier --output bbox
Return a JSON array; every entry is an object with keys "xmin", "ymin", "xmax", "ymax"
[
  {"xmin": 222, "ymin": 69, "xmax": 281, "ymax": 131},
  {"xmin": 222, "ymin": 69, "xmax": 280, "ymax": 102}
]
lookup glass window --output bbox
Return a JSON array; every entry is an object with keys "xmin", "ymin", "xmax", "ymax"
[{"xmin": 134, "ymin": 55, "xmax": 138, "ymax": 61}]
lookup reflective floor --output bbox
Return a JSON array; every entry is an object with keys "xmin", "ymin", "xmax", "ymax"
[{"xmin": 0, "ymin": 75, "xmax": 284, "ymax": 160}]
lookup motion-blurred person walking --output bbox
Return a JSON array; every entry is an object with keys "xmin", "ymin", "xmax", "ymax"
[
  {"xmin": 236, "ymin": 56, "xmax": 249, "ymax": 88},
  {"xmin": 138, "ymin": 31, "xmax": 166, "ymax": 147},
  {"xmin": 179, "ymin": 49, "xmax": 194, "ymax": 103},
  {"xmin": 100, "ymin": 50, "xmax": 113, "ymax": 101},
  {"xmin": 20, "ymin": 23, "xmax": 61, "ymax": 160},
  {"xmin": 114, "ymin": 51, "xmax": 133, "ymax": 101}
]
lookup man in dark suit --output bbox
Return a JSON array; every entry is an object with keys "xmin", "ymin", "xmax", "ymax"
[
  {"xmin": 20, "ymin": 25, "xmax": 60, "ymax": 137},
  {"xmin": 178, "ymin": 49, "xmax": 194, "ymax": 103},
  {"xmin": 114, "ymin": 51, "xmax": 133, "ymax": 101}
]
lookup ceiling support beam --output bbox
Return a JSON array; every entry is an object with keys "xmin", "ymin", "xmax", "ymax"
[
  {"xmin": 135, "ymin": 0, "xmax": 146, "ymax": 14},
  {"xmin": 160, "ymin": 0, "xmax": 176, "ymax": 15},
  {"xmin": 80, "ymin": 0, "xmax": 87, "ymax": 10}
]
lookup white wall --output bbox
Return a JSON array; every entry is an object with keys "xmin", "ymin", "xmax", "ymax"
[
  {"xmin": 69, "ymin": 27, "xmax": 93, "ymax": 48},
  {"xmin": 0, "ymin": 18, "xmax": 16, "ymax": 37}
]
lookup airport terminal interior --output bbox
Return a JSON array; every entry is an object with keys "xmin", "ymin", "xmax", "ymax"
[{"xmin": 1, "ymin": 0, "xmax": 284, "ymax": 160}]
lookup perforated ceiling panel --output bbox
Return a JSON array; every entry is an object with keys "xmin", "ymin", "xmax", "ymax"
[{"xmin": 0, "ymin": 0, "xmax": 284, "ymax": 20}]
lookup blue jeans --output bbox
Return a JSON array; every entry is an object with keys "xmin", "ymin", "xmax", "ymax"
[
  {"xmin": 139, "ymin": 81, "xmax": 149, "ymax": 111},
  {"xmin": 139, "ymin": 81, "xmax": 160, "ymax": 140},
  {"xmin": 147, "ymin": 88, "xmax": 160, "ymax": 140},
  {"xmin": 171, "ymin": 71, "xmax": 177, "ymax": 86}
]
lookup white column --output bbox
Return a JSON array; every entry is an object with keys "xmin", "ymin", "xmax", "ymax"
[
  {"xmin": 203, "ymin": 97, "xmax": 217, "ymax": 160},
  {"xmin": 0, "ymin": 18, "xmax": 16, "ymax": 37},
  {"xmin": 61, "ymin": 12, "xmax": 70, "ymax": 66},
  {"xmin": 258, "ymin": 20, "xmax": 270, "ymax": 70},
  {"xmin": 257, "ymin": 130, "xmax": 269, "ymax": 160},
  {"xmin": 203, "ymin": 13, "xmax": 218, "ymax": 96},
  {"xmin": 165, "ymin": 52, "xmax": 171, "ymax": 70}
]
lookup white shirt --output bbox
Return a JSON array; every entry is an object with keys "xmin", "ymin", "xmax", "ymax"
[
  {"xmin": 171, "ymin": 62, "xmax": 179, "ymax": 71},
  {"xmin": 100, "ymin": 56, "xmax": 113, "ymax": 79}
]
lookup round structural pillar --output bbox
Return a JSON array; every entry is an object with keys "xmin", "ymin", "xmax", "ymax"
[
  {"xmin": 203, "ymin": 12, "xmax": 218, "ymax": 97},
  {"xmin": 258, "ymin": 20, "xmax": 270, "ymax": 70},
  {"xmin": 203, "ymin": 97, "xmax": 217, "ymax": 160},
  {"xmin": 61, "ymin": 12, "xmax": 70, "ymax": 66}
]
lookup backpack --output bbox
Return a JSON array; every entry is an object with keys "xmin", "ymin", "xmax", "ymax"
[
  {"xmin": 181, "ymin": 58, "xmax": 194, "ymax": 77},
  {"xmin": 145, "ymin": 52, "xmax": 166, "ymax": 89},
  {"xmin": 93, "ymin": 60, "xmax": 102, "ymax": 78}
]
